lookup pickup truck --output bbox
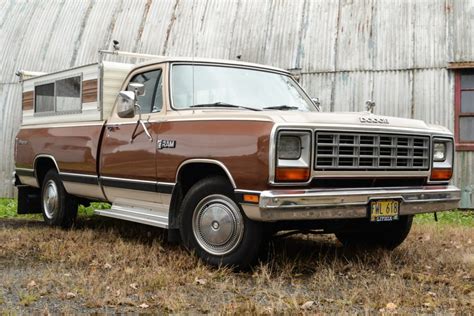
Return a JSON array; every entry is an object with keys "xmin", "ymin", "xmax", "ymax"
[{"xmin": 14, "ymin": 50, "xmax": 461, "ymax": 267}]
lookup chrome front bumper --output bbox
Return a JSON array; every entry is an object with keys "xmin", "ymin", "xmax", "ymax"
[{"xmin": 240, "ymin": 185, "xmax": 461, "ymax": 222}]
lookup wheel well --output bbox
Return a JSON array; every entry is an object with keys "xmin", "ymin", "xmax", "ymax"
[
  {"xmin": 168, "ymin": 162, "xmax": 235, "ymax": 230},
  {"xmin": 34, "ymin": 157, "xmax": 58, "ymax": 187}
]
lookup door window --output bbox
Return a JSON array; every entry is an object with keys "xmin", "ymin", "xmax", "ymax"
[{"xmin": 128, "ymin": 69, "xmax": 163, "ymax": 114}]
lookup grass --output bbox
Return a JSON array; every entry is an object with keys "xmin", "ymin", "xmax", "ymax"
[
  {"xmin": 415, "ymin": 210, "xmax": 474, "ymax": 226},
  {"xmin": 0, "ymin": 198, "xmax": 473, "ymax": 313},
  {"xmin": 0, "ymin": 198, "xmax": 108, "ymax": 219}
]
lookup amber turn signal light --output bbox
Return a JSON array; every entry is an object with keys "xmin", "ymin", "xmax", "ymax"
[
  {"xmin": 430, "ymin": 168, "xmax": 453, "ymax": 181},
  {"xmin": 243, "ymin": 194, "xmax": 259, "ymax": 203},
  {"xmin": 275, "ymin": 167, "xmax": 310, "ymax": 182}
]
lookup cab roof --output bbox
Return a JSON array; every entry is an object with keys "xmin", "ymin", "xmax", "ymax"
[{"xmin": 133, "ymin": 56, "xmax": 291, "ymax": 75}]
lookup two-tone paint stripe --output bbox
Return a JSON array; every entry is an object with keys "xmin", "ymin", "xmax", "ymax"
[{"xmin": 100, "ymin": 176, "xmax": 174, "ymax": 194}]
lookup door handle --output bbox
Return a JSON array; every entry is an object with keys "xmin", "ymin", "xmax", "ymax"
[{"xmin": 106, "ymin": 125, "xmax": 119, "ymax": 131}]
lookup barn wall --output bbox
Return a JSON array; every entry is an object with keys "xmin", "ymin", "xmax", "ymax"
[{"xmin": 1, "ymin": 0, "xmax": 474, "ymax": 198}]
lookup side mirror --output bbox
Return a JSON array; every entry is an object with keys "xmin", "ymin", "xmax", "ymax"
[
  {"xmin": 128, "ymin": 82, "xmax": 145, "ymax": 96},
  {"xmin": 311, "ymin": 97, "xmax": 321, "ymax": 112},
  {"xmin": 117, "ymin": 91, "xmax": 136, "ymax": 118}
]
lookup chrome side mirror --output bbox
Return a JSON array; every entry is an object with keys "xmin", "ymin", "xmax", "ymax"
[
  {"xmin": 117, "ymin": 91, "xmax": 136, "ymax": 118},
  {"xmin": 311, "ymin": 97, "xmax": 321, "ymax": 112},
  {"xmin": 128, "ymin": 82, "xmax": 145, "ymax": 96}
]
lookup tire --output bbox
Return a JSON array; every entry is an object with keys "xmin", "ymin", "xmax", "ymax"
[
  {"xmin": 335, "ymin": 215, "xmax": 413, "ymax": 250},
  {"xmin": 41, "ymin": 169, "xmax": 78, "ymax": 228},
  {"xmin": 179, "ymin": 176, "xmax": 263, "ymax": 268}
]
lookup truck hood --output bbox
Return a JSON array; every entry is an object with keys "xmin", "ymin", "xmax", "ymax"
[
  {"xmin": 172, "ymin": 109, "xmax": 452, "ymax": 135},
  {"xmin": 272, "ymin": 111, "xmax": 450, "ymax": 133}
]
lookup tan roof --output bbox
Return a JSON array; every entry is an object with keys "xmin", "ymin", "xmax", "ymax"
[{"xmin": 134, "ymin": 56, "xmax": 290, "ymax": 74}]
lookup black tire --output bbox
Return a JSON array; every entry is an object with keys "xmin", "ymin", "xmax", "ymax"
[
  {"xmin": 41, "ymin": 169, "xmax": 78, "ymax": 228},
  {"xmin": 335, "ymin": 215, "xmax": 413, "ymax": 250},
  {"xmin": 179, "ymin": 176, "xmax": 263, "ymax": 268}
]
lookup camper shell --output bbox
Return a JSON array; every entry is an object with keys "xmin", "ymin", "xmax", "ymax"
[{"xmin": 19, "ymin": 61, "xmax": 133, "ymax": 125}]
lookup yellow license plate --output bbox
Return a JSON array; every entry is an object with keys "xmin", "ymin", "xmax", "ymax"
[{"xmin": 370, "ymin": 200, "xmax": 400, "ymax": 222}]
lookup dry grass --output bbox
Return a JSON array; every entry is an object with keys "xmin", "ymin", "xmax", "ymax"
[{"xmin": 0, "ymin": 216, "xmax": 473, "ymax": 314}]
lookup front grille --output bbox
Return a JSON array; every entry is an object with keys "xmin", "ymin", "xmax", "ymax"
[{"xmin": 315, "ymin": 132, "xmax": 430, "ymax": 171}]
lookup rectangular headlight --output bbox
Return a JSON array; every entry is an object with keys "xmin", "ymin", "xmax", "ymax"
[
  {"xmin": 430, "ymin": 138, "xmax": 453, "ymax": 181},
  {"xmin": 275, "ymin": 130, "xmax": 311, "ymax": 183},
  {"xmin": 433, "ymin": 142, "xmax": 446, "ymax": 162},
  {"xmin": 278, "ymin": 135, "xmax": 301, "ymax": 159}
]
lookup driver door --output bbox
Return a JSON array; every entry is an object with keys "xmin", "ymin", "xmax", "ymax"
[{"xmin": 100, "ymin": 66, "xmax": 165, "ymax": 206}]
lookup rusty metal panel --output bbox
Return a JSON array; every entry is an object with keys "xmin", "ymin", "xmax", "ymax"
[
  {"xmin": 0, "ymin": 84, "xmax": 22, "ymax": 198},
  {"xmin": 335, "ymin": 0, "xmax": 375, "ymax": 71},
  {"xmin": 165, "ymin": 0, "xmax": 242, "ymax": 59},
  {"xmin": 0, "ymin": 1, "xmax": 40, "ymax": 82},
  {"xmin": 449, "ymin": 0, "xmax": 474, "ymax": 63},
  {"xmin": 413, "ymin": 0, "xmax": 448, "ymax": 68},
  {"xmin": 135, "ymin": 0, "xmax": 178, "ymax": 57},
  {"xmin": 333, "ymin": 71, "xmax": 372, "ymax": 112},
  {"xmin": 298, "ymin": 0, "xmax": 339, "ymax": 72},
  {"xmin": 456, "ymin": 152, "xmax": 474, "ymax": 208},
  {"xmin": 412, "ymin": 69, "xmax": 454, "ymax": 131},
  {"xmin": 371, "ymin": 0, "xmax": 415, "ymax": 70},
  {"xmin": 373, "ymin": 70, "xmax": 412, "ymax": 118},
  {"xmin": 299, "ymin": 73, "xmax": 335, "ymax": 112},
  {"xmin": 68, "ymin": 0, "xmax": 122, "ymax": 67}
]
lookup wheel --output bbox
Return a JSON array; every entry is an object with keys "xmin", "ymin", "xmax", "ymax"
[
  {"xmin": 41, "ymin": 169, "xmax": 78, "ymax": 228},
  {"xmin": 335, "ymin": 215, "xmax": 413, "ymax": 250},
  {"xmin": 179, "ymin": 176, "xmax": 263, "ymax": 268}
]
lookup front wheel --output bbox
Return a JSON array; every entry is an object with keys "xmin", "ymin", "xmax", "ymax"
[
  {"xmin": 335, "ymin": 215, "xmax": 413, "ymax": 250},
  {"xmin": 179, "ymin": 177, "xmax": 263, "ymax": 267},
  {"xmin": 41, "ymin": 169, "xmax": 78, "ymax": 228}
]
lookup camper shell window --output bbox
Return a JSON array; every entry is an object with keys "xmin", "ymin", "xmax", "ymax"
[{"xmin": 34, "ymin": 75, "xmax": 82, "ymax": 115}]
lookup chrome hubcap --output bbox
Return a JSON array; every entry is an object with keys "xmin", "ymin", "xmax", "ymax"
[
  {"xmin": 192, "ymin": 195, "xmax": 244, "ymax": 256},
  {"xmin": 43, "ymin": 180, "xmax": 59, "ymax": 219}
]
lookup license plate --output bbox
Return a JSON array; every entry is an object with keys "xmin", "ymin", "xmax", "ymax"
[{"xmin": 370, "ymin": 200, "xmax": 400, "ymax": 222}]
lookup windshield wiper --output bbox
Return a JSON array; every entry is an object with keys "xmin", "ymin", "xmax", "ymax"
[
  {"xmin": 189, "ymin": 102, "xmax": 261, "ymax": 111},
  {"xmin": 263, "ymin": 105, "xmax": 299, "ymax": 111}
]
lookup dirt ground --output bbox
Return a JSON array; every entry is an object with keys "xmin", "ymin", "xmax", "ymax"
[{"xmin": 0, "ymin": 216, "xmax": 473, "ymax": 314}]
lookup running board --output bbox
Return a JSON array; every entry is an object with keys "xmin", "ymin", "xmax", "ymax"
[{"xmin": 95, "ymin": 204, "xmax": 169, "ymax": 228}]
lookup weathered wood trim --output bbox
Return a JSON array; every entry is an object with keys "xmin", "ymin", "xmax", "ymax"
[
  {"xmin": 22, "ymin": 91, "xmax": 34, "ymax": 111},
  {"xmin": 448, "ymin": 62, "xmax": 474, "ymax": 69},
  {"xmin": 82, "ymin": 79, "xmax": 97, "ymax": 103}
]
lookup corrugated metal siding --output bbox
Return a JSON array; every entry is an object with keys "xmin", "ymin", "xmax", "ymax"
[
  {"xmin": 1, "ymin": 0, "xmax": 474, "ymax": 198},
  {"xmin": 412, "ymin": 69, "xmax": 454, "ymax": 130},
  {"xmin": 449, "ymin": 0, "xmax": 474, "ymax": 62}
]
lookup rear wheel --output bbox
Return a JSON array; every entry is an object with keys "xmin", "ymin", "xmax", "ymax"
[
  {"xmin": 335, "ymin": 215, "xmax": 413, "ymax": 249},
  {"xmin": 179, "ymin": 177, "xmax": 263, "ymax": 267},
  {"xmin": 41, "ymin": 169, "xmax": 78, "ymax": 228}
]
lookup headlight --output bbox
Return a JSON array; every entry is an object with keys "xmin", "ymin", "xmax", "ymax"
[
  {"xmin": 275, "ymin": 131, "xmax": 311, "ymax": 182},
  {"xmin": 278, "ymin": 135, "xmax": 301, "ymax": 159},
  {"xmin": 430, "ymin": 138, "xmax": 453, "ymax": 181},
  {"xmin": 433, "ymin": 142, "xmax": 446, "ymax": 162}
]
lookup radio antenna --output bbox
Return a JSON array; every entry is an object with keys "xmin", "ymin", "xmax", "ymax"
[{"xmin": 191, "ymin": 0, "xmax": 196, "ymax": 110}]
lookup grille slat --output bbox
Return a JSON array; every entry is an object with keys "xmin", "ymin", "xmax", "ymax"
[{"xmin": 315, "ymin": 132, "xmax": 430, "ymax": 171}]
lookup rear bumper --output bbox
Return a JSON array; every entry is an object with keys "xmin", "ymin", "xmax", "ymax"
[{"xmin": 240, "ymin": 185, "xmax": 461, "ymax": 222}]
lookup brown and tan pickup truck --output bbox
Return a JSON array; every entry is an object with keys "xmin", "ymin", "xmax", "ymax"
[{"xmin": 14, "ymin": 50, "xmax": 461, "ymax": 267}]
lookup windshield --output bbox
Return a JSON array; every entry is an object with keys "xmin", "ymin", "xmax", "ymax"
[{"xmin": 171, "ymin": 64, "xmax": 315, "ymax": 111}]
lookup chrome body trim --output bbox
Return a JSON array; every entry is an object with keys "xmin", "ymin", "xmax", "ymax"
[
  {"xmin": 60, "ymin": 172, "xmax": 98, "ymax": 179},
  {"xmin": 32, "ymin": 154, "xmax": 61, "ymax": 186},
  {"xmin": 101, "ymin": 175, "xmax": 157, "ymax": 185},
  {"xmin": 18, "ymin": 175, "xmax": 38, "ymax": 188},
  {"xmin": 95, "ymin": 203, "xmax": 169, "ymax": 228},
  {"xmin": 240, "ymin": 185, "xmax": 461, "ymax": 221},
  {"xmin": 34, "ymin": 154, "xmax": 60, "ymax": 174},
  {"xmin": 62, "ymin": 181, "xmax": 105, "ymax": 200},
  {"xmin": 176, "ymin": 159, "xmax": 237, "ymax": 188}
]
